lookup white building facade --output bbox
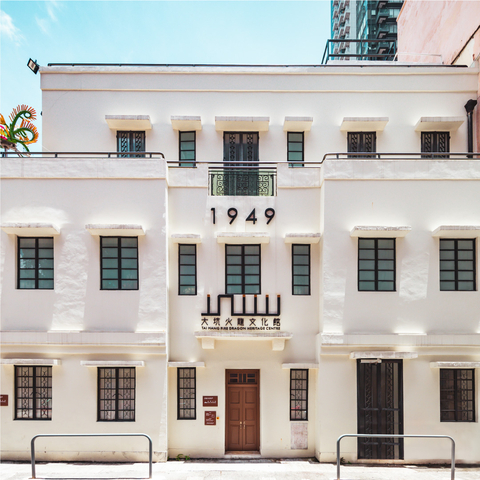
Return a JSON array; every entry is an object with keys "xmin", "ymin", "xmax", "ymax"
[{"xmin": 1, "ymin": 63, "xmax": 479, "ymax": 464}]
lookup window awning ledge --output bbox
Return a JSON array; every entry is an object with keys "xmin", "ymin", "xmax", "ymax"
[
  {"xmin": 195, "ymin": 331, "xmax": 292, "ymax": 351},
  {"xmin": 170, "ymin": 234, "xmax": 202, "ymax": 244},
  {"xmin": 283, "ymin": 116, "xmax": 313, "ymax": 132},
  {"xmin": 340, "ymin": 117, "xmax": 389, "ymax": 132},
  {"xmin": 1, "ymin": 223, "xmax": 60, "ymax": 236},
  {"xmin": 432, "ymin": 225, "xmax": 480, "ymax": 238},
  {"xmin": 81, "ymin": 360, "xmax": 145, "ymax": 367},
  {"xmin": 282, "ymin": 363, "xmax": 319, "ymax": 369},
  {"xmin": 430, "ymin": 362, "xmax": 480, "ymax": 369},
  {"xmin": 1, "ymin": 358, "xmax": 61, "ymax": 365},
  {"xmin": 350, "ymin": 226, "xmax": 411, "ymax": 238},
  {"xmin": 215, "ymin": 116, "xmax": 269, "ymax": 132},
  {"xmin": 168, "ymin": 361, "xmax": 205, "ymax": 368},
  {"xmin": 284, "ymin": 233, "xmax": 321, "ymax": 244},
  {"xmin": 414, "ymin": 116, "xmax": 464, "ymax": 132},
  {"xmin": 85, "ymin": 224, "xmax": 145, "ymax": 236},
  {"xmin": 216, "ymin": 232, "xmax": 269, "ymax": 244},
  {"xmin": 349, "ymin": 351, "xmax": 418, "ymax": 360},
  {"xmin": 171, "ymin": 116, "xmax": 202, "ymax": 131},
  {"xmin": 105, "ymin": 115, "xmax": 152, "ymax": 131}
]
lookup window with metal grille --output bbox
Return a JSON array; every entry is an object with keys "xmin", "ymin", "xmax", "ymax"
[
  {"xmin": 290, "ymin": 369, "xmax": 308, "ymax": 421},
  {"xmin": 98, "ymin": 367, "xmax": 135, "ymax": 421},
  {"xmin": 18, "ymin": 237, "xmax": 54, "ymax": 289},
  {"xmin": 179, "ymin": 244, "xmax": 196, "ymax": 295},
  {"xmin": 15, "ymin": 366, "xmax": 52, "ymax": 420},
  {"xmin": 287, "ymin": 132, "xmax": 304, "ymax": 167},
  {"xmin": 421, "ymin": 132, "xmax": 449, "ymax": 158},
  {"xmin": 348, "ymin": 132, "xmax": 376, "ymax": 156},
  {"xmin": 178, "ymin": 368, "xmax": 196, "ymax": 419},
  {"xmin": 101, "ymin": 237, "xmax": 138, "ymax": 290},
  {"xmin": 440, "ymin": 239, "xmax": 475, "ymax": 291},
  {"xmin": 116, "ymin": 131, "xmax": 145, "ymax": 157},
  {"xmin": 358, "ymin": 238, "xmax": 395, "ymax": 291},
  {"xmin": 179, "ymin": 131, "xmax": 196, "ymax": 167},
  {"xmin": 292, "ymin": 244, "xmax": 310, "ymax": 295},
  {"xmin": 225, "ymin": 244, "xmax": 260, "ymax": 294},
  {"xmin": 440, "ymin": 369, "xmax": 475, "ymax": 422}
]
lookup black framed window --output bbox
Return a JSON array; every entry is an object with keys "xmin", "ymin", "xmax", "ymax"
[
  {"xmin": 421, "ymin": 131, "xmax": 449, "ymax": 158},
  {"xmin": 178, "ymin": 368, "xmax": 196, "ymax": 420},
  {"xmin": 101, "ymin": 237, "xmax": 138, "ymax": 290},
  {"xmin": 117, "ymin": 131, "xmax": 145, "ymax": 157},
  {"xmin": 288, "ymin": 132, "xmax": 304, "ymax": 167},
  {"xmin": 179, "ymin": 244, "xmax": 196, "ymax": 295},
  {"xmin": 440, "ymin": 239, "xmax": 475, "ymax": 291},
  {"xmin": 292, "ymin": 244, "xmax": 310, "ymax": 295},
  {"xmin": 98, "ymin": 367, "xmax": 135, "ymax": 421},
  {"xmin": 226, "ymin": 244, "xmax": 260, "ymax": 294},
  {"xmin": 290, "ymin": 369, "xmax": 308, "ymax": 421},
  {"xmin": 440, "ymin": 369, "xmax": 475, "ymax": 422},
  {"xmin": 358, "ymin": 238, "xmax": 395, "ymax": 291},
  {"xmin": 15, "ymin": 366, "xmax": 52, "ymax": 420},
  {"xmin": 348, "ymin": 132, "xmax": 376, "ymax": 156},
  {"xmin": 179, "ymin": 131, "xmax": 196, "ymax": 167},
  {"xmin": 18, "ymin": 237, "xmax": 54, "ymax": 289}
]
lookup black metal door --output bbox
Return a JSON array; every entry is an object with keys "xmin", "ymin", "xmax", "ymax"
[{"xmin": 357, "ymin": 359, "xmax": 404, "ymax": 459}]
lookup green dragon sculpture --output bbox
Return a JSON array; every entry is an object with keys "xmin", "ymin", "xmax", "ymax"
[{"xmin": 0, "ymin": 104, "xmax": 39, "ymax": 153}]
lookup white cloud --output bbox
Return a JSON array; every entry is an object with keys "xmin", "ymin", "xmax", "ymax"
[
  {"xmin": 0, "ymin": 10, "xmax": 22, "ymax": 43},
  {"xmin": 36, "ymin": 16, "xmax": 50, "ymax": 35},
  {"xmin": 46, "ymin": 0, "xmax": 59, "ymax": 22}
]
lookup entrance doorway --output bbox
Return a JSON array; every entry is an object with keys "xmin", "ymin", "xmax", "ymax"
[
  {"xmin": 357, "ymin": 359, "xmax": 404, "ymax": 459},
  {"xmin": 225, "ymin": 369, "xmax": 260, "ymax": 452}
]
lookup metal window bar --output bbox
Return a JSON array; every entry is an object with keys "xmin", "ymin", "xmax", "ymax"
[
  {"xmin": 101, "ymin": 237, "xmax": 138, "ymax": 290},
  {"xmin": 290, "ymin": 369, "xmax": 308, "ymax": 421},
  {"xmin": 287, "ymin": 132, "xmax": 304, "ymax": 167},
  {"xmin": 117, "ymin": 131, "xmax": 146, "ymax": 158},
  {"xmin": 440, "ymin": 369, "xmax": 475, "ymax": 422},
  {"xmin": 179, "ymin": 131, "xmax": 196, "ymax": 167},
  {"xmin": 225, "ymin": 244, "xmax": 261, "ymax": 295},
  {"xmin": 178, "ymin": 368, "xmax": 196, "ymax": 419},
  {"xmin": 31, "ymin": 433, "xmax": 152, "ymax": 479},
  {"xmin": 292, "ymin": 244, "xmax": 310, "ymax": 295},
  {"xmin": 179, "ymin": 244, "xmax": 197, "ymax": 295},
  {"xmin": 421, "ymin": 131, "xmax": 450, "ymax": 158},
  {"xmin": 209, "ymin": 166, "xmax": 276, "ymax": 196},
  {"xmin": 440, "ymin": 239, "xmax": 476, "ymax": 291},
  {"xmin": 358, "ymin": 238, "xmax": 395, "ymax": 291},
  {"xmin": 98, "ymin": 367, "xmax": 135, "ymax": 421},
  {"xmin": 336, "ymin": 434, "xmax": 456, "ymax": 480},
  {"xmin": 18, "ymin": 237, "xmax": 54, "ymax": 290},
  {"xmin": 15, "ymin": 366, "xmax": 52, "ymax": 420}
]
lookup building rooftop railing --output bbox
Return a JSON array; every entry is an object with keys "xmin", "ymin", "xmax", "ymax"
[
  {"xmin": 1, "ymin": 151, "xmax": 165, "ymax": 158},
  {"xmin": 322, "ymin": 39, "xmax": 397, "ymax": 64}
]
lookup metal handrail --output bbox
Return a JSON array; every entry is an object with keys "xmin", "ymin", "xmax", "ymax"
[
  {"xmin": 322, "ymin": 39, "xmax": 397, "ymax": 64},
  {"xmin": 31, "ymin": 433, "xmax": 153, "ymax": 479},
  {"xmin": 336, "ymin": 433, "xmax": 456, "ymax": 480},
  {"xmin": 2, "ymin": 151, "xmax": 165, "ymax": 158}
]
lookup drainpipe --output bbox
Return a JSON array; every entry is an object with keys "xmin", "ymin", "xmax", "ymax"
[{"xmin": 464, "ymin": 99, "xmax": 477, "ymax": 158}]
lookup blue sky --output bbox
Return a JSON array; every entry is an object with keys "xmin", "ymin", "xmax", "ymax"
[{"xmin": 0, "ymin": 0, "xmax": 331, "ymax": 151}]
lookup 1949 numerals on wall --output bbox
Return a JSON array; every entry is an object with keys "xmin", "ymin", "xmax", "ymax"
[{"xmin": 211, "ymin": 208, "xmax": 275, "ymax": 225}]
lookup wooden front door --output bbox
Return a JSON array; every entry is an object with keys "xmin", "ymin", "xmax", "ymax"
[{"xmin": 226, "ymin": 370, "xmax": 259, "ymax": 452}]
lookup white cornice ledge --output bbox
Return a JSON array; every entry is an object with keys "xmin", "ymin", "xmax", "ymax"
[
  {"xmin": 340, "ymin": 117, "xmax": 389, "ymax": 132},
  {"xmin": 1, "ymin": 223, "xmax": 60, "ymax": 236},
  {"xmin": 170, "ymin": 234, "xmax": 202, "ymax": 244},
  {"xmin": 85, "ymin": 224, "xmax": 145, "ymax": 236},
  {"xmin": 350, "ymin": 226, "xmax": 411, "ymax": 238},
  {"xmin": 168, "ymin": 361, "xmax": 205, "ymax": 368},
  {"xmin": 81, "ymin": 360, "xmax": 145, "ymax": 367},
  {"xmin": 105, "ymin": 115, "xmax": 152, "ymax": 130},
  {"xmin": 414, "ymin": 116, "xmax": 464, "ymax": 132},
  {"xmin": 216, "ymin": 232, "xmax": 269, "ymax": 244},
  {"xmin": 284, "ymin": 233, "xmax": 321, "ymax": 244},
  {"xmin": 432, "ymin": 225, "xmax": 480, "ymax": 238},
  {"xmin": 282, "ymin": 363, "xmax": 319, "ymax": 369},
  {"xmin": 283, "ymin": 116, "xmax": 313, "ymax": 132},
  {"xmin": 349, "ymin": 351, "xmax": 418, "ymax": 360},
  {"xmin": 1, "ymin": 358, "xmax": 61, "ymax": 365},
  {"xmin": 430, "ymin": 362, "xmax": 480, "ymax": 369},
  {"xmin": 215, "ymin": 116, "xmax": 269, "ymax": 132},
  {"xmin": 171, "ymin": 116, "xmax": 202, "ymax": 131},
  {"xmin": 195, "ymin": 331, "xmax": 292, "ymax": 351}
]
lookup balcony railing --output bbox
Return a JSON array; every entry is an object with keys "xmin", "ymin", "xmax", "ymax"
[
  {"xmin": 209, "ymin": 165, "xmax": 276, "ymax": 197},
  {"xmin": 322, "ymin": 39, "xmax": 397, "ymax": 63}
]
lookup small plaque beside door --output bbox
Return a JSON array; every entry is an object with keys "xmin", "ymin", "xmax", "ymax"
[
  {"xmin": 0, "ymin": 395, "xmax": 7, "ymax": 406},
  {"xmin": 203, "ymin": 396, "xmax": 218, "ymax": 407},
  {"xmin": 205, "ymin": 411, "xmax": 216, "ymax": 425}
]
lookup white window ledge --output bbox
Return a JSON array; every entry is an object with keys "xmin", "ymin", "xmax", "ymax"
[
  {"xmin": 349, "ymin": 351, "xmax": 418, "ymax": 360},
  {"xmin": 105, "ymin": 115, "xmax": 152, "ymax": 131},
  {"xmin": 282, "ymin": 363, "xmax": 319, "ymax": 369},
  {"xmin": 171, "ymin": 116, "xmax": 202, "ymax": 131},
  {"xmin": 414, "ymin": 116, "xmax": 464, "ymax": 132},
  {"xmin": 170, "ymin": 234, "xmax": 202, "ymax": 244},
  {"xmin": 350, "ymin": 226, "xmax": 411, "ymax": 238},
  {"xmin": 430, "ymin": 362, "xmax": 480, "ymax": 369},
  {"xmin": 85, "ymin": 224, "xmax": 145, "ymax": 236},
  {"xmin": 1, "ymin": 358, "xmax": 61, "ymax": 365},
  {"xmin": 216, "ymin": 232, "xmax": 269, "ymax": 244},
  {"xmin": 432, "ymin": 225, "xmax": 480, "ymax": 238},
  {"xmin": 1, "ymin": 223, "xmax": 60, "ymax": 236},
  {"xmin": 340, "ymin": 117, "xmax": 389, "ymax": 132},
  {"xmin": 168, "ymin": 361, "xmax": 205, "ymax": 368},
  {"xmin": 215, "ymin": 116, "xmax": 269, "ymax": 132},
  {"xmin": 284, "ymin": 233, "xmax": 321, "ymax": 244},
  {"xmin": 283, "ymin": 116, "xmax": 313, "ymax": 132},
  {"xmin": 194, "ymin": 331, "xmax": 292, "ymax": 351},
  {"xmin": 81, "ymin": 360, "xmax": 145, "ymax": 367}
]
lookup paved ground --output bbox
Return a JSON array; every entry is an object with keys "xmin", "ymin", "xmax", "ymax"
[{"xmin": 2, "ymin": 460, "xmax": 480, "ymax": 480}]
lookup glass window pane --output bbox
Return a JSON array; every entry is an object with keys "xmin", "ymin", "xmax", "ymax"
[
  {"xmin": 181, "ymin": 132, "xmax": 195, "ymax": 141},
  {"xmin": 440, "ymin": 281, "xmax": 455, "ymax": 291},
  {"xmin": 288, "ymin": 133, "xmax": 303, "ymax": 142},
  {"xmin": 121, "ymin": 280, "xmax": 137, "ymax": 289},
  {"xmin": 180, "ymin": 141, "xmax": 195, "ymax": 150},
  {"xmin": 102, "ymin": 248, "xmax": 118, "ymax": 258},
  {"xmin": 294, "ymin": 255, "xmax": 309, "ymax": 265},
  {"xmin": 294, "ymin": 276, "xmax": 309, "ymax": 285},
  {"xmin": 180, "ymin": 245, "xmax": 195, "ymax": 255},
  {"xmin": 359, "ymin": 281, "xmax": 375, "ymax": 290},
  {"xmin": 227, "ymin": 285, "xmax": 242, "ymax": 294},
  {"xmin": 378, "ymin": 260, "xmax": 394, "ymax": 270},
  {"xmin": 227, "ymin": 246, "xmax": 242, "ymax": 255},
  {"xmin": 378, "ymin": 239, "xmax": 394, "ymax": 249},
  {"xmin": 38, "ymin": 249, "xmax": 54, "ymax": 258},
  {"xmin": 38, "ymin": 238, "xmax": 53, "ymax": 248},
  {"xmin": 19, "ymin": 280, "xmax": 36, "ymax": 289},
  {"xmin": 38, "ymin": 269, "xmax": 54, "ymax": 279},
  {"xmin": 180, "ymin": 265, "xmax": 196, "ymax": 275},
  {"xmin": 19, "ymin": 249, "xmax": 35, "ymax": 258},
  {"xmin": 288, "ymin": 152, "xmax": 303, "ymax": 161},
  {"xmin": 458, "ymin": 261, "xmax": 473, "ymax": 271},
  {"xmin": 440, "ymin": 240, "xmax": 454, "ymax": 250},
  {"xmin": 180, "ymin": 151, "xmax": 195, "ymax": 160},
  {"xmin": 378, "ymin": 250, "xmax": 394, "ymax": 259},
  {"xmin": 20, "ymin": 269, "xmax": 35, "ymax": 278},
  {"xmin": 181, "ymin": 276, "xmax": 195, "ymax": 285},
  {"xmin": 19, "ymin": 238, "xmax": 36, "ymax": 248},
  {"xmin": 20, "ymin": 259, "xmax": 36, "ymax": 269},
  {"xmin": 121, "ymin": 269, "xmax": 138, "ymax": 280},
  {"xmin": 226, "ymin": 256, "xmax": 241, "ymax": 264},
  {"xmin": 440, "ymin": 251, "xmax": 455, "ymax": 260},
  {"xmin": 102, "ymin": 280, "xmax": 119, "ymax": 289},
  {"xmin": 359, "ymin": 271, "xmax": 375, "ymax": 281},
  {"xmin": 378, "ymin": 270, "xmax": 394, "ymax": 281},
  {"xmin": 359, "ymin": 260, "xmax": 375, "ymax": 270},
  {"xmin": 293, "ymin": 245, "xmax": 309, "ymax": 255},
  {"xmin": 458, "ymin": 240, "xmax": 474, "ymax": 250},
  {"xmin": 244, "ymin": 285, "xmax": 260, "ymax": 294},
  {"xmin": 244, "ymin": 265, "xmax": 259, "ymax": 274},
  {"xmin": 245, "ymin": 256, "xmax": 260, "ymax": 265},
  {"xmin": 458, "ymin": 282, "xmax": 474, "ymax": 291},
  {"xmin": 121, "ymin": 238, "xmax": 137, "ymax": 247},
  {"xmin": 102, "ymin": 238, "xmax": 118, "ymax": 247},
  {"xmin": 103, "ymin": 270, "xmax": 118, "ymax": 279},
  {"xmin": 378, "ymin": 281, "xmax": 394, "ymax": 291},
  {"xmin": 244, "ymin": 246, "xmax": 260, "ymax": 255},
  {"xmin": 293, "ymin": 265, "xmax": 309, "ymax": 275},
  {"xmin": 121, "ymin": 248, "xmax": 137, "ymax": 258},
  {"xmin": 288, "ymin": 143, "xmax": 303, "ymax": 152},
  {"xmin": 226, "ymin": 265, "xmax": 242, "ymax": 274},
  {"xmin": 180, "ymin": 285, "xmax": 195, "ymax": 295},
  {"xmin": 458, "ymin": 271, "xmax": 474, "ymax": 281},
  {"xmin": 38, "ymin": 280, "xmax": 54, "ymax": 289},
  {"xmin": 227, "ymin": 275, "xmax": 242, "ymax": 284},
  {"xmin": 359, "ymin": 239, "xmax": 375, "ymax": 249},
  {"xmin": 293, "ymin": 286, "xmax": 309, "ymax": 295},
  {"xmin": 359, "ymin": 250, "xmax": 375, "ymax": 259},
  {"xmin": 181, "ymin": 256, "xmax": 196, "ymax": 265},
  {"xmin": 245, "ymin": 275, "xmax": 259, "ymax": 284},
  {"xmin": 38, "ymin": 259, "xmax": 54, "ymax": 269}
]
